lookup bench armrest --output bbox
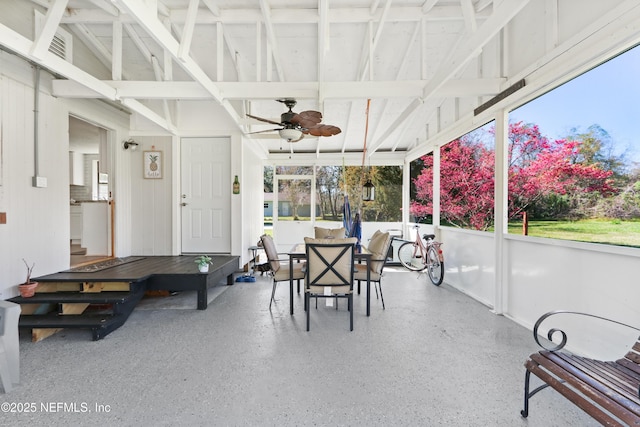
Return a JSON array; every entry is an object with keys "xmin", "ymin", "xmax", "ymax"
[
  {"xmin": 533, "ymin": 310, "xmax": 640, "ymax": 352},
  {"xmin": 533, "ymin": 310, "xmax": 640, "ymax": 399}
]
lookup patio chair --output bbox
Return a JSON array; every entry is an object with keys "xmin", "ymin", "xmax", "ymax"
[
  {"xmin": 260, "ymin": 234, "xmax": 305, "ymax": 310},
  {"xmin": 314, "ymin": 226, "xmax": 346, "ymax": 239},
  {"xmin": 303, "ymin": 237, "xmax": 357, "ymax": 331},
  {"xmin": 355, "ymin": 230, "xmax": 391, "ymax": 309}
]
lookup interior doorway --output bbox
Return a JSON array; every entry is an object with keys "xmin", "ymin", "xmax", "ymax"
[{"xmin": 68, "ymin": 116, "xmax": 114, "ymax": 267}]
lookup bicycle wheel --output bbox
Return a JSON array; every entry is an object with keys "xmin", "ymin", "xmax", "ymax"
[
  {"xmin": 426, "ymin": 245, "xmax": 444, "ymax": 286},
  {"xmin": 398, "ymin": 242, "xmax": 427, "ymax": 271}
]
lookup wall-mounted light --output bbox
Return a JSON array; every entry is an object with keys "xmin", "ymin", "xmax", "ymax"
[{"xmin": 123, "ymin": 139, "xmax": 139, "ymax": 151}]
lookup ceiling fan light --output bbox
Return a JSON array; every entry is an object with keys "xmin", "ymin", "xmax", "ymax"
[{"xmin": 279, "ymin": 128, "xmax": 303, "ymax": 142}]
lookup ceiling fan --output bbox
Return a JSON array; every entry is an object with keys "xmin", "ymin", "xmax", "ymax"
[{"xmin": 247, "ymin": 99, "xmax": 341, "ymax": 142}]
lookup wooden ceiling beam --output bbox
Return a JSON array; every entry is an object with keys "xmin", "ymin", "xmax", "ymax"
[
  {"xmin": 67, "ymin": 23, "xmax": 116, "ymax": 75},
  {"xmin": 201, "ymin": 0, "xmax": 221, "ymax": 17},
  {"xmin": 111, "ymin": 0, "xmax": 242, "ymax": 127},
  {"xmin": 87, "ymin": 0, "xmax": 120, "ymax": 17},
  {"xmin": 61, "ymin": 6, "xmax": 489, "ymax": 25},
  {"xmin": 421, "ymin": 0, "xmax": 530, "ymax": 101},
  {"xmin": 177, "ymin": 0, "xmax": 199, "ymax": 61},
  {"xmin": 460, "ymin": 0, "xmax": 477, "ymax": 33},
  {"xmin": 52, "ymin": 79, "xmax": 505, "ymax": 100},
  {"xmin": 0, "ymin": 22, "xmax": 171, "ymax": 132},
  {"xmin": 367, "ymin": 0, "xmax": 530, "ymax": 150},
  {"xmin": 259, "ymin": 0, "xmax": 285, "ymax": 82},
  {"xmin": 357, "ymin": 0, "xmax": 393, "ymax": 81}
]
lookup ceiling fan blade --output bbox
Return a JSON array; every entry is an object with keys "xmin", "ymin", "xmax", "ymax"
[
  {"xmin": 293, "ymin": 110, "xmax": 323, "ymax": 124},
  {"xmin": 304, "ymin": 124, "xmax": 342, "ymax": 137},
  {"xmin": 247, "ymin": 114, "xmax": 282, "ymax": 126},
  {"xmin": 293, "ymin": 118, "xmax": 321, "ymax": 129},
  {"xmin": 247, "ymin": 128, "xmax": 282, "ymax": 135}
]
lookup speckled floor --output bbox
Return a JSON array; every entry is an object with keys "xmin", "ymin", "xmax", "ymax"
[{"xmin": 3, "ymin": 268, "xmax": 597, "ymax": 426}]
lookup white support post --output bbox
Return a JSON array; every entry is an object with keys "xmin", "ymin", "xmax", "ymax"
[
  {"xmin": 432, "ymin": 145, "xmax": 441, "ymax": 229},
  {"xmin": 402, "ymin": 159, "xmax": 410, "ymax": 235},
  {"xmin": 493, "ymin": 109, "xmax": 509, "ymax": 315}
]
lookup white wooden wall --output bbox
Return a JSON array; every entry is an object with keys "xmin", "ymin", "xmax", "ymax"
[
  {"xmin": 0, "ymin": 60, "xmax": 69, "ymax": 298},
  {"xmin": 129, "ymin": 136, "xmax": 173, "ymax": 255},
  {"xmin": 439, "ymin": 227, "xmax": 640, "ymax": 360},
  {"xmin": 0, "ymin": 51, "xmax": 131, "ymax": 298}
]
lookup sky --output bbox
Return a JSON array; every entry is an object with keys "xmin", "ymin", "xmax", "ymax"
[{"xmin": 510, "ymin": 44, "xmax": 640, "ymax": 163}]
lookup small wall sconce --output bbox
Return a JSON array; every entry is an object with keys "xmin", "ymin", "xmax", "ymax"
[{"xmin": 123, "ymin": 139, "xmax": 139, "ymax": 151}]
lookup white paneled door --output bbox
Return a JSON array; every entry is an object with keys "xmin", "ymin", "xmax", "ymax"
[{"xmin": 181, "ymin": 137, "xmax": 231, "ymax": 253}]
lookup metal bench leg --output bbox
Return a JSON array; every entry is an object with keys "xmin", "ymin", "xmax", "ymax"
[
  {"xmin": 521, "ymin": 369, "xmax": 531, "ymax": 418},
  {"xmin": 521, "ymin": 369, "xmax": 555, "ymax": 418}
]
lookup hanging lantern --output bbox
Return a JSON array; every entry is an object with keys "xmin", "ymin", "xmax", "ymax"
[{"xmin": 362, "ymin": 179, "xmax": 375, "ymax": 201}]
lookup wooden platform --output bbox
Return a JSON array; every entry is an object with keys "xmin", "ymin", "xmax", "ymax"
[
  {"xmin": 9, "ymin": 255, "xmax": 240, "ymax": 341},
  {"xmin": 33, "ymin": 255, "xmax": 240, "ymax": 310}
]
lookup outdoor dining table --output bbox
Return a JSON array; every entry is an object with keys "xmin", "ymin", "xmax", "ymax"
[{"xmin": 288, "ymin": 243, "xmax": 372, "ymax": 316}]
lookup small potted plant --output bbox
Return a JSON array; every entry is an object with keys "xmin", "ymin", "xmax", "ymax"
[
  {"xmin": 19, "ymin": 259, "xmax": 38, "ymax": 298},
  {"xmin": 195, "ymin": 255, "xmax": 212, "ymax": 273}
]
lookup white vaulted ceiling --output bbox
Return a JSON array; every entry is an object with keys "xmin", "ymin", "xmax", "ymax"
[{"xmin": 1, "ymin": 0, "xmax": 638, "ymax": 160}]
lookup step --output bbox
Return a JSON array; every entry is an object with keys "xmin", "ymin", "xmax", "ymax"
[
  {"xmin": 18, "ymin": 313, "xmax": 126, "ymax": 341},
  {"xmin": 18, "ymin": 313, "xmax": 119, "ymax": 328},
  {"xmin": 70, "ymin": 247, "xmax": 87, "ymax": 255},
  {"xmin": 9, "ymin": 292, "xmax": 133, "ymax": 305}
]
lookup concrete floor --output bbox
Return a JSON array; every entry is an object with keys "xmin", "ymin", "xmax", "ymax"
[{"xmin": 3, "ymin": 268, "xmax": 598, "ymax": 426}]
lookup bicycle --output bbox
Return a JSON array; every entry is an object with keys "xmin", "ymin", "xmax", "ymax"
[{"xmin": 397, "ymin": 225, "xmax": 445, "ymax": 286}]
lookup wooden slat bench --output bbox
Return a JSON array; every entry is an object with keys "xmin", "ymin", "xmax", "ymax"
[{"xmin": 521, "ymin": 311, "xmax": 640, "ymax": 426}]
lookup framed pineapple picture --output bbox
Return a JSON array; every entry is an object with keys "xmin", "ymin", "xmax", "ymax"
[{"xmin": 143, "ymin": 150, "xmax": 162, "ymax": 179}]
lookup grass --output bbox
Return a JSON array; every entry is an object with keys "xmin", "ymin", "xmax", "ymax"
[
  {"xmin": 508, "ymin": 218, "xmax": 640, "ymax": 247},
  {"xmin": 265, "ymin": 217, "xmax": 640, "ymax": 248}
]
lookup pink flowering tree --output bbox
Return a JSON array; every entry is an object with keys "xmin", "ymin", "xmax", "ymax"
[{"xmin": 411, "ymin": 122, "xmax": 616, "ymax": 230}]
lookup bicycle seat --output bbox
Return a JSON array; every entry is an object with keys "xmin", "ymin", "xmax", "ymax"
[{"xmin": 423, "ymin": 234, "xmax": 436, "ymax": 240}]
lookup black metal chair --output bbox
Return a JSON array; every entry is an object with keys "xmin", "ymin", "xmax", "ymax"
[{"xmin": 304, "ymin": 237, "xmax": 357, "ymax": 331}]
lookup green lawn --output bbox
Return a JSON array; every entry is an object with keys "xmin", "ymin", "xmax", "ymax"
[
  {"xmin": 508, "ymin": 219, "xmax": 640, "ymax": 247},
  {"xmin": 265, "ymin": 217, "xmax": 640, "ymax": 248}
]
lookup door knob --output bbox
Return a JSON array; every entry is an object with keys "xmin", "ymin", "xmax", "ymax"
[{"xmin": 181, "ymin": 202, "xmax": 188, "ymax": 206}]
